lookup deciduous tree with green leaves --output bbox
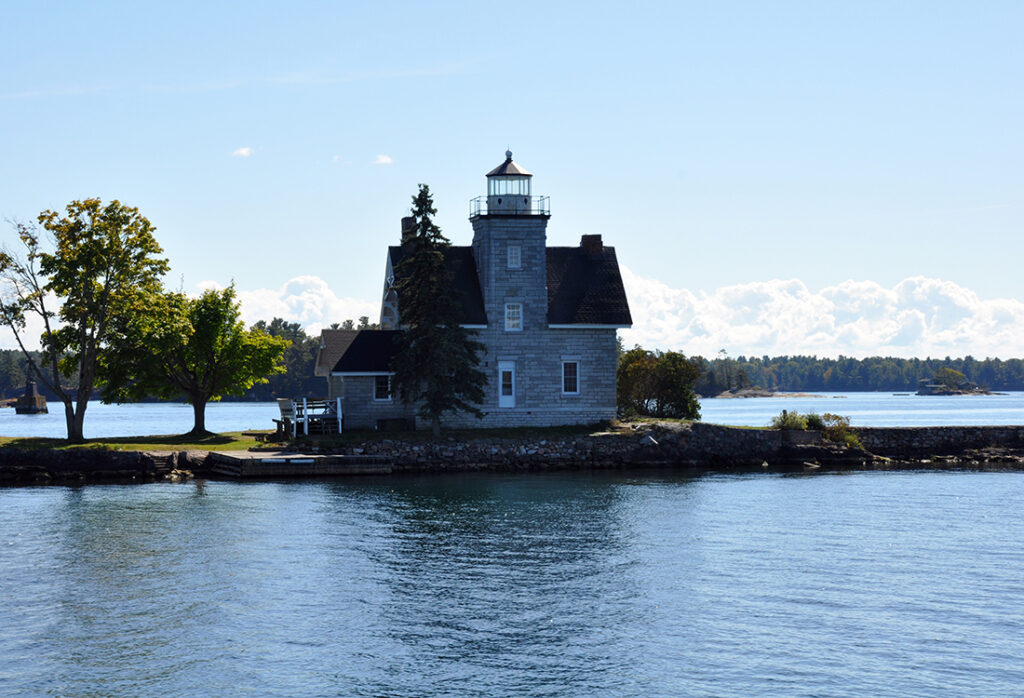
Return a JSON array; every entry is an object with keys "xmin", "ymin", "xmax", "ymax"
[
  {"xmin": 0, "ymin": 200, "xmax": 168, "ymax": 442},
  {"xmin": 933, "ymin": 367, "xmax": 968, "ymax": 391},
  {"xmin": 100, "ymin": 286, "xmax": 289, "ymax": 435},
  {"xmin": 390, "ymin": 184, "xmax": 486, "ymax": 435},
  {"xmin": 618, "ymin": 346, "xmax": 701, "ymax": 420}
]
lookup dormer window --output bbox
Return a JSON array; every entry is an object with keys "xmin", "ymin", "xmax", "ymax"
[
  {"xmin": 507, "ymin": 245, "xmax": 521, "ymax": 269},
  {"xmin": 504, "ymin": 303, "xmax": 522, "ymax": 331}
]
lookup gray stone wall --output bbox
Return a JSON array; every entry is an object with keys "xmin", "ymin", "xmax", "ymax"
[
  {"xmin": 331, "ymin": 375, "xmax": 415, "ymax": 430},
  {"xmin": 441, "ymin": 327, "xmax": 618, "ymax": 428}
]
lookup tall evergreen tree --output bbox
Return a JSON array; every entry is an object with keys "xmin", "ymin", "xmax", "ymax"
[{"xmin": 390, "ymin": 184, "xmax": 486, "ymax": 435}]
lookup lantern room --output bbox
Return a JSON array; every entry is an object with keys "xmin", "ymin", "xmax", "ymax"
[{"xmin": 470, "ymin": 149, "xmax": 550, "ymax": 217}]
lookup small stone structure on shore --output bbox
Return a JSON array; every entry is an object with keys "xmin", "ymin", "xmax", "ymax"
[{"xmin": 14, "ymin": 381, "xmax": 47, "ymax": 414}]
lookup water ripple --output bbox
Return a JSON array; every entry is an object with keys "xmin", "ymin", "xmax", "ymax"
[{"xmin": 2, "ymin": 471, "xmax": 1024, "ymax": 696}]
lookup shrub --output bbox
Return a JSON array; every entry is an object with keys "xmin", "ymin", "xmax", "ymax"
[
  {"xmin": 843, "ymin": 432, "xmax": 864, "ymax": 450},
  {"xmin": 771, "ymin": 410, "xmax": 863, "ymax": 449},
  {"xmin": 820, "ymin": 413, "xmax": 863, "ymax": 449},
  {"xmin": 770, "ymin": 410, "xmax": 808, "ymax": 430}
]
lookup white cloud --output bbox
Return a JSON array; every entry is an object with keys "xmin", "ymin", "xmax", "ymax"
[
  {"xmin": 198, "ymin": 275, "xmax": 379, "ymax": 337},
  {"xmin": 231, "ymin": 146, "xmax": 253, "ymax": 157},
  {"xmin": 619, "ymin": 268, "xmax": 1024, "ymax": 359},
  {"xmin": 373, "ymin": 154, "xmax": 393, "ymax": 165}
]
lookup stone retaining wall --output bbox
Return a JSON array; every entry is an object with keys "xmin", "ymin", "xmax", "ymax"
[
  {"xmin": 314, "ymin": 423, "xmax": 809, "ymax": 472},
  {"xmin": 0, "ymin": 449, "xmax": 196, "ymax": 485},
  {"xmin": 318, "ymin": 422, "xmax": 1024, "ymax": 472},
  {"xmin": 3, "ymin": 423, "xmax": 1024, "ymax": 485},
  {"xmin": 856, "ymin": 426, "xmax": 1024, "ymax": 457}
]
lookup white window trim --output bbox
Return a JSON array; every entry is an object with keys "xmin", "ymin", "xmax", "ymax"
[
  {"xmin": 507, "ymin": 244, "xmax": 521, "ymax": 269},
  {"xmin": 373, "ymin": 375, "xmax": 392, "ymax": 402},
  {"xmin": 498, "ymin": 360, "xmax": 516, "ymax": 408},
  {"xmin": 504, "ymin": 302, "xmax": 523, "ymax": 331},
  {"xmin": 561, "ymin": 360, "xmax": 581, "ymax": 396}
]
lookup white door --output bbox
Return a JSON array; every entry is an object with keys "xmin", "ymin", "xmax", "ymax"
[{"xmin": 498, "ymin": 361, "xmax": 515, "ymax": 408}]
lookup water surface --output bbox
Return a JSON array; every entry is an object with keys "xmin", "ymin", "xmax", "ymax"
[
  {"xmin": 2, "ymin": 471, "xmax": 1023, "ymax": 696},
  {"xmin": 699, "ymin": 391, "xmax": 1024, "ymax": 427},
  {"xmin": 1, "ymin": 392, "xmax": 1022, "ymax": 440}
]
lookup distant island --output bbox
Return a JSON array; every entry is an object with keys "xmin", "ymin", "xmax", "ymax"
[
  {"xmin": 915, "ymin": 368, "xmax": 995, "ymax": 396},
  {"xmin": 712, "ymin": 388, "xmax": 827, "ymax": 399}
]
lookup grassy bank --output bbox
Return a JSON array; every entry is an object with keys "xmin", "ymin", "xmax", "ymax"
[
  {"xmin": 0, "ymin": 423, "xmax": 619, "ymax": 453},
  {"xmin": 0, "ymin": 431, "xmax": 266, "ymax": 452}
]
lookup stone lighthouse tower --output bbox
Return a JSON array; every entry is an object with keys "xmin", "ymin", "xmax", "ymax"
[
  {"xmin": 468, "ymin": 151, "xmax": 552, "ymax": 411},
  {"xmin": 470, "ymin": 150, "xmax": 550, "ymax": 335}
]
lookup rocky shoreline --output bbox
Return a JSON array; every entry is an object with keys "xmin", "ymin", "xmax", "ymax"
[{"xmin": 2, "ymin": 422, "xmax": 1024, "ymax": 486}]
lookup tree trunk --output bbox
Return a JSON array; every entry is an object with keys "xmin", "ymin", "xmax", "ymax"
[
  {"xmin": 189, "ymin": 398, "xmax": 208, "ymax": 436},
  {"xmin": 70, "ymin": 399, "xmax": 87, "ymax": 444},
  {"xmin": 62, "ymin": 399, "xmax": 81, "ymax": 443}
]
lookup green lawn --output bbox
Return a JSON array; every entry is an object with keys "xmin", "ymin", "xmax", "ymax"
[
  {"xmin": 0, "ymin": 431, "xmax": 267, "ymax": 452},
  {"xmin": 0, "ymin": 420, "xmax": 716, "ymax": 453}
]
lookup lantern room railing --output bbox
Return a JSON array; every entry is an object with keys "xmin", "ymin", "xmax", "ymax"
[{"xmin": 469, "ymin": 196, "xmax": 550, "ymax": 217}]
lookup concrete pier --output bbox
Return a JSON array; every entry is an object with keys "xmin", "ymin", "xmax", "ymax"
[{"xmin": 208, "ymin": 451, "xmax": 392, "ymax": 478}]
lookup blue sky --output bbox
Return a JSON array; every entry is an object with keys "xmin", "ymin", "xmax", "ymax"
[{"xmin": 2, "ymin": 1, "xmax": 1022, "ymax": 357}]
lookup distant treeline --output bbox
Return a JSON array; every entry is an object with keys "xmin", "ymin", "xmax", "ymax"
[
  {"xmin": 6, "ymin": 337, "xmax": 1024, "ymax": 402},
  {"xmin": 693, "ymin": 355, "xmax": 1024, "ymax": 395}
]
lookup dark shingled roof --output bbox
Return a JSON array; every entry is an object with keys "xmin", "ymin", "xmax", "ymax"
[
  {"xmin": 546, "ymin": 246, "xmax": 632, "ymax": 325},
  {"xmin": 386, "ymin": 242, "xmax": 631, "ymax": 328},
  {"xmin": 315, "ymin": 329, "xmax": 359, "ymax": 375},
  {"xmin": 328, "ymin": 330, "xmax": 403, "ymax": 374},
  {"xmin": 388, "ymin": 246, "xmax": 487, "ymax": 325}
]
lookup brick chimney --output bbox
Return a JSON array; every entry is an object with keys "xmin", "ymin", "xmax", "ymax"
[
  {"xmin": 580, "ymin": 234, "xmax": 603, "ymax": 256},
  {"xmin": 401, "ymin": 216, "xmax": 415, "ymax": 246}
]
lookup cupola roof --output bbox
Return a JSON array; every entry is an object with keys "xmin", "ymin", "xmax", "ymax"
[{"xmin": 486, "ymin": 150, "xmax": 532, "ymax": 177}]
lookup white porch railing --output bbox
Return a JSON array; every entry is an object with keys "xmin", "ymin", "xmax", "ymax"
[{"xmin": 276, "ymin": 397, "xmax": 342, "ymax": 437}]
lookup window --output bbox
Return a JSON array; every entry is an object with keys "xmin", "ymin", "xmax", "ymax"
[
  {"xmin": 374, "ymin": 375, "xmax": 392, "ymax": 401},
  {"xmin": 504, "ymin": 303, "xmax": 522, "ymax": 331},
  {"xmin": 507, "ymin": 245, "xmax": 521, "ymax": 269},
  {"xmin": 562, "ymin": 361, "xmax": 580, "ymax": 394}
]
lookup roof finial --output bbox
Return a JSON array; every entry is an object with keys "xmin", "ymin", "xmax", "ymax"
[{"xmin": 505, "ymin": 148, "xmax": 513, "ymax": 161}]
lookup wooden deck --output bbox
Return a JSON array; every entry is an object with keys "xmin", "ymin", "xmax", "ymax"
[{"xmin": 208, "ymin": 451, "xmax": 392, "ymax": 478}]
